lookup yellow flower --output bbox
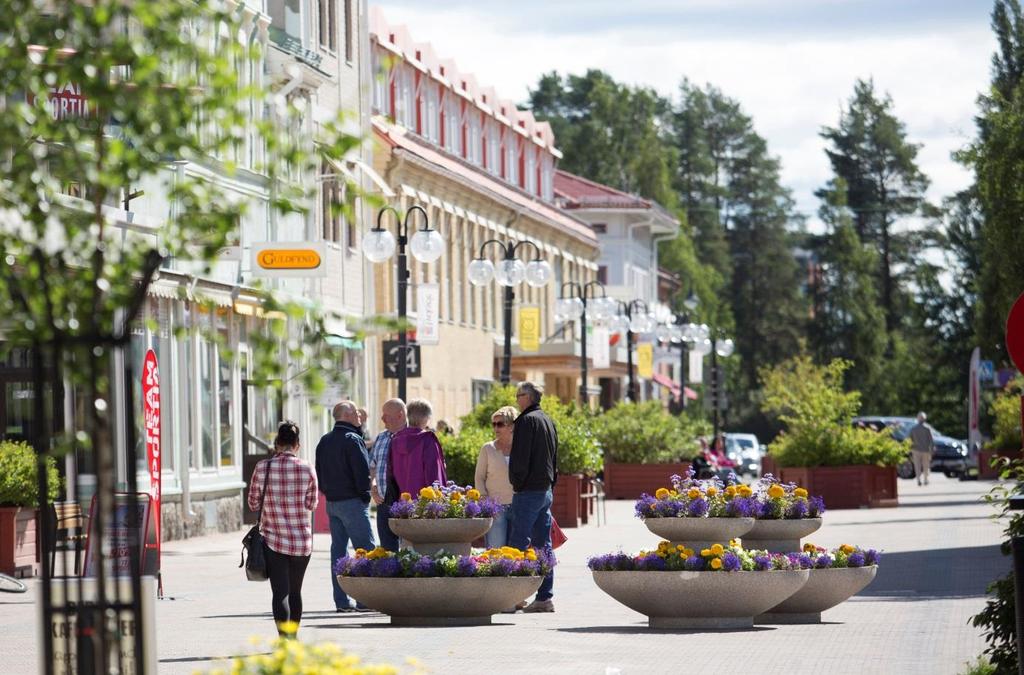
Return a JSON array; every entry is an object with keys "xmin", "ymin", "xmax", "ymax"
[
  {"xmin": 655, "ymin": 487, "xmax": 671, "ymax": 500},
  {"xmin": 400, "ymin": 492, "xmax": 412, "ymax": 502},
  {"xmin": 526, "ymin": 549, "xmax": 537, "ymax": 561},
  {"xmin": 738, "ymin": 485, "xmax": 753, "ymax": 498},
  {"xmin": 687, "ymin": 488, "xmax": 701, "ymax": 500},
  {"xmin": 725, "ymin": 485, "xmax": 737, "ymax": 497},
  {"xmin": 768, "ymin": 484, "xmax": 785, "ymax": 499},
  {"xmin": 419, "ymin": 487, "xmax": 435, "ymax": 499},
  {"xmin": 682, "ymin": 548, "xmax": 694, "ymax": 558},
  {"xmin": 803, "ymin": 542, "xmax": 817, "ymax": 553},
  {"xmin": 432, "ymin": 487, "xmax": 442, "ymax": 499},
  {"xmin": 276, "ymin": 620, "xmax": 299, "ymax": 635},
  {"xmin": 710, "ymin": 558, "xmax": 723, "ymax": 570},
  {"xmin": 676, "ymin": 544, "xmax": 686, "ymax": 552},
  {"xmin": 354, "ymin": 548, "xmax": 367, "ymax": 557},
  {"xmin": 450, "ymin": 491, "xmax": 463, "ymax": 502},
  {"xmin": 710, "ymin": 543, "xmax": 724, "ymax": 556},
  {"xmin": 794, "ymin": 487, "xmax": 808, "ymax": 498},
  {"xmin": 729, "ymin": 538, "xmax": 741, "ymax": 548},
  {"xmin": 700, "ymin": 548, "xmax": 711, "ymax": 557},
  {"xmin": 467, "ymin": 488, "xmax": 481, "ymax": 501},
  {"xmin": 706, "ymin": 486, "xmax": 718, "ymax": 497},
  {"xmin": 840, "ymin": 544, "xmax": 855, "ymax": 555}
]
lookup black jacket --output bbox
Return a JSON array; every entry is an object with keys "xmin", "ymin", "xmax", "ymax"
[
  {"xmin": 315, "ymin": 421, "xmax": 372, "ymax": 502},
  {"xmin": 509, "ymin": 404, "xmax": 558, "ymax": 492}
]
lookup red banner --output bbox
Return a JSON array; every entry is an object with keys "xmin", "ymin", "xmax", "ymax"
[{"xmin": 142, "ymin": 348, "xmax": 161, "ymax": 564}]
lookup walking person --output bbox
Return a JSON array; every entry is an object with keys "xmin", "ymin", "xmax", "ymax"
[
  {"xmin": 247, "ymin": 421, "xmax": 318, "ymax": 636},
  {"xmin": 369, "ymin": 398, "xmax": 407, "ymax": 551},
  {"xmin": 388, "ymin": 398, "xmax": 447, "ymax": 495},
  {"xmin": 474, "ymin": 405, "xmax": 517, "ymax": 548},
  {"xmin": 508, "ymin": 381, "xmax": 558, "ymax": 613},
  {"xmin": 909, "ymin": 412, "xmax": 935, "ymax": 486},
  {"xmin": 315, "ymin": 401, "xmax": 376, "ymax": 612}
]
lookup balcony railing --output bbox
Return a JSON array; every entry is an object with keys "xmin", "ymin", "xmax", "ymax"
[{"xmin": 268, "ymin": 26, "xmax": 323, "ymax": 69}]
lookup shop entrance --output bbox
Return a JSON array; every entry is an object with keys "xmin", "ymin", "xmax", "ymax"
[{"xmin": 240, "ymin": 378, "xmax": 282, "ymax": 525}]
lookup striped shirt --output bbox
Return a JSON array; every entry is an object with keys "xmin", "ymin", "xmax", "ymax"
[
  {"xmin": 370, "ymin": 430, "xmax": 393, "ymax": 493},
  {"xmin": 248, "ymin": 452, "xmax": 318, "ymax": 557}
]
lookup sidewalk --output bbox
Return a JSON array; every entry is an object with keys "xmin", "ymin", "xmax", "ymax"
[{"xmin": 0, "ymin": 476, "xmax": 1008, "ymax": 674}]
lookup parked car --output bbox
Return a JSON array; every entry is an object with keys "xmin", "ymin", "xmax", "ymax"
[
  {"xmin": 724, "ymin": 433, "xmax": 762, "ymax": 477},
  {"xmin": 852, "ymin": 416, "xmax": 968, "ymax": 479}
]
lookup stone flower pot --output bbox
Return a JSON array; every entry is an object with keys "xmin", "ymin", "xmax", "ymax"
[
  {"xmin": 592, "ymin": 569, "xmax": 809, "ymax": 629},
  {"xmin": 757, "ymin": 565, "xmax": 878, "ymax": 624},
  {"xmin": 643, "ymin": 517, "xmax": 755, "ymax": 552},
  {"xmin": 743, "ymin": 518, "xmax": 823, "ymax": 553},
  {"xmin": 338, "ymin": 575, "xmax": 543, "ymax": 626},
  {"xmin": 388, "ymin": 518, "xmax": 493, "ymax": 556}
]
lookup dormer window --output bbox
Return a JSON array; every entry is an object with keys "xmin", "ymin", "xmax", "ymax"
[
  {"xmin": 439, "ymin": 65, "xmax": 445, "ymax": 76},
  {"xmin": 389, "ymin": 32, "xmax": 395, "ymax": 43},
  {"xmin": 415, "ymin": 49, "xmax": 421, "ymax": 60},
  {"xmin": 461, "ymin": 80, "xmax": 467, "ymax": 90},
  {"xmin": 482, "ymin": 94, "xmax": 487, "ymax": 103}
]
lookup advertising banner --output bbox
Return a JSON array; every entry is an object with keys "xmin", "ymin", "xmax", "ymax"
[
  {"xmin": 142, "ymin": 349, "xmax": 161, "ymax": 564},
  {"xmin": 519, "ymin": 306, "xmax": 541, "ymax": 352},
  {"xmin": 416, "ymin": 283, "xmax": 440, "ymax": 345},
  {"xmin": 591, "ymin": 327, "xmax": 610, "ymax": 369},
  {"xmin": 637, "ymin": 343, "xmax": 654, "ymax": 378},
  {"xmin": 689, "ymin": 350, "xmax": 704, "ymax": 384}
]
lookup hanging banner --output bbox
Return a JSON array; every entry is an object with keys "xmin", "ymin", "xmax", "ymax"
[
  {"xmin": 968, "ymin": 347, "xmax": 982, "ymax": 455},
  {"xmin": 689, "ymin": 350, "xmax": 704, "ymax": 384},
  {"xmin": 416, "ymin": 283, "xmax": 440, "ymax": 345},
  {"xmin": 592, "ymin": 327, "xmax": 610, "ymax": 369},
  {"xmin": 519, "ymin": 306, "xmax": 541, "ymax": 353},
  {"xmin": 637, "ymin": 343, "xmax": 654, "ymax": 379},
  {"xmin": 142, "ymin": 349, "xmax": 161, "ymax": 566}
]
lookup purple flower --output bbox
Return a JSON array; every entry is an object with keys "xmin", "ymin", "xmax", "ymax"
[
  {"xmin": 864, "ymin": 549, "xmax": 881, "ymax": 566},
  {"xmin": 489, "ymin": 557, "xmax": 517, "ymax": 576},
  {"xmin": 770, "ymin": 554, "xmax": 793, "ymax": 570},
  {"xmin": 455, "ymin": 556, "xmax": 478, "ymax": 577},
  {"xmin": 477, "ymin": 498, "xmax": 504, "ymax": 518},
  {"xmin": 388, "ymin": 500, "xmax": 416, "ymax": 518},
  {"xmin": 655, "ymin": 500, "xmax": 682, "ymax": 517},
  {"xmin": 786, "ymin": 553, "xmax": 813, "ymax": 570},
  {"xmin": 515, "ymin": 559, "xmax": 541, "ymax": 576},
  {"xmin": 344, "ymin": 558, "xmax": 372, "ymax": 577},
  {"xmin": 814, "ymin": 554, "xmax": 834, "ymax": 569},
  {"xmin": 423, "ymin": 501, "xmax": 446, "ymax": 519},
  {"xmin": 753, "ymin": 554, "xmax": 771, "ymax": 571},
  {"xmin": 786, "ymin": 499, "xmax": 809, "ymax": 520},
  {"xmin": 634, "ymin": 494, "xmax": 657, "ymax": 519},
  {"xmin": 411, "ymin": 556, "xmax": 436, "ymax": 576},
  {"xmin": 808, "ymin": 496, "xmax": 826, "ymax": 517},
  {"xmin": 588, "ymin": 553, "xmax": 634, "ymax": 571},
  {"xmin": 847, "ymin": 552, "xmax": 866, "ymax": 568},
  {"xmin": 372, "ymin": 556, "xmax": 401, "ymax": 577},
  {"xmin": 721, "ymin": 552, "xmax": 741, "ymax": 571},
  {"xmin": 683, "ymin": 555, "xmax": 705, "ymax": 571},
  {"xmin": 464, "ymin": 501, "xmax": 482, "ymax": 518},
  {"xmin": 725, "ymin": 497, "xmax": 755, "ymax": 518},
  {"xmin": 687, "ymin": 497, "xmax": 709, "ymax": 517},
  {"xmin": 634, "ymin": 553, "xmax": 667, "ymax": 571}
]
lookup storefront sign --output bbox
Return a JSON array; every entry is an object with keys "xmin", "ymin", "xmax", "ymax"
[
  {"xmin": 518, "ymin": 306, "xmax": 541, "ymax": 353},
  {"xmin": 637, "ymin": 343, "xmax": 654, "ymax": 379},
  {"xmin": 416, "ymin": 284, "xmax": 440, "ymax": 345},
  {"xmin": 591, "ymin": 327, "xmax": 610, "ymax": 369},
  {"xmin": 251, "ymin": 242, "xmax": 327, "ymax": 278},
  {"xmin": 142, "ymin": 350, "xmax": 161, "ymax": 566},
  {"xmin": 83, "ymin": 494, "xmax": 158, "ymax": 578},
  {"xmin": 27, "ymin": 81, "xmax": 95, "ymax": 120}
]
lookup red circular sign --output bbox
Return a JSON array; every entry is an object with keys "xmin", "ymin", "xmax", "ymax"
[{"xmin": 1006, "ymin": 292, "xmax": 1024, "ymax": 372}]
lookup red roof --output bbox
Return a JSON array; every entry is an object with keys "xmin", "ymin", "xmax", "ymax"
[{"xmin": 554, "ymin": 170, "xmax": 652, "ymax": 209}]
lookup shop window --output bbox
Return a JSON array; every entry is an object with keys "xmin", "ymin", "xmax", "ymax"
[
  {"xmin": 218, "ymin": 321, "xmax": 234, "ymax": 467},
  {"xmin": 200, "ymin": 336, "xmax": 217, "ymax": 470}
]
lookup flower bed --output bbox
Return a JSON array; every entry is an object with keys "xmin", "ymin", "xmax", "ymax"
[
  {"xmin": 335, "ymin": 547, "xmax": 555, "ymax": 626},
  {"xmin": 744, "ymin": 475, "xmax": 825, "ymax": 551},
  {"xmin": 388, "ymin": 483, "xmax": 501, "ymax": 555},
  {"xmin": 633, "ymin": 471, "xmax": 758, "ymax": 548}
]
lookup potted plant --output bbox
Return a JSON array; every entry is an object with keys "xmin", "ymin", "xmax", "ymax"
[
  {"xmin": 743, "ymin": 475, "xmax": 826, "ymax": 552},
  {"xmin": 0, "ymin": 440, "xmax": 61, "ymax": 576},
  {"xmin": 335, "ymin": 545, "xmax": 555, "ymax": 626},
  {"xmin": 979, "ymin": 377, "xmax": 1023, "ymax": 479},
  {"xmin": 388, "ymin": 483, "xmax": 502, "ymax": 555},
  {"xmin": 594, "ymin": 401, "xmax": 707, "ymax": 499},
  {"xmin": 760, "ymin": 356, "xmax": 907, "ymax": 509},
  {"xmin": 588, "ymin": 540, "xmax": 809, "ymax": 629}
]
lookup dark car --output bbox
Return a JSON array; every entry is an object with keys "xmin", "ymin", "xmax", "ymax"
[{"xmin": 852, "ymin": 416, "xmax": 968, "ymax": 479}]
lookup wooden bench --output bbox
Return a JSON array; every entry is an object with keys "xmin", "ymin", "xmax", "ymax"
[
  {"xmin": 50, "ymin": 501, "xmax": 88, "ymax": 577},
  {"xmin": 579, "ymin": 478, "xmax": 606, "ymax": 527}
]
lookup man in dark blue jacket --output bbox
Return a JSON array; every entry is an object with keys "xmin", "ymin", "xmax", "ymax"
[{"xmin": 315, "ymin": 401, "xmax": 375, "ymax": 612}]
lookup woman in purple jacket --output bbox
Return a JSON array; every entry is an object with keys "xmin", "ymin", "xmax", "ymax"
[{"xmin": 388, "ymin": 398, "xmax": 447, "ymax": 494}]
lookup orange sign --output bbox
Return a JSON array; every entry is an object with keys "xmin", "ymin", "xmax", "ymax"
[{"xmin": 256, "ymin": 249, "xmax": 322, "ymax": 270}]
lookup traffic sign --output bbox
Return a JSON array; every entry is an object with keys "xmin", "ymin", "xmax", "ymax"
[
  {"xmin": 1007, "ymin": 292, "xmax": 1024, "ymax": 372},
  {"xmin": 382, "ymin": 340, "xmax": 421, "ymax": 379},
  {"xmin": 979, "ymin": 360, "xmax": 995, "ymax": 384}
]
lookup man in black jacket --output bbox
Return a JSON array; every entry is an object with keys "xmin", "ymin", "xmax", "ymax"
[
  {"xmin": 315, "ymin": 401, "xmax": 375, "ymax": 612},
  {"xmin": 508, "ymin": 381, "xmax": 558, "ymax": 613}
]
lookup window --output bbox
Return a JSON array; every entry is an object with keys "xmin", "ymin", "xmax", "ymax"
[
  {"xmin": 321, "ymin": 160, "xmax": 343, "ymax": 243},
  {"xmin": 371, "ymin": 50, "xmax": 387, "ymax": 113},
  {"xmin": 424, "ymin": 84, "xmax": 439, "ymax": 143},
  {"xmin": 395, "ymin": 66, "xmax": 414, "ymax": 129},
  {"xmin": 525, "ymin": 147, "xmax": 537, "ymax": 194},
  {"xmin": 343, "ymin": 0, "xmax": 353, "ymax": 62},
  {"xmin": 218, "ymin": 321, "xmax": 234, "ymax": 467},
  {"xmin": 444, "ymin": 95, "xmax": 461, "ymax": 155},
  {"xmin": 180, "ymin": 304, "xmax": 196, "ymax": 470},
  {"xmin": 467, "ymin": 112, "xmax": 481, "ymax": 164},
  {"xmin": 506, "ymin": 137, "xmax": 518, "ymax": 186},
  {"xmin": 591, "ymin": 223, "xmax": 607, "ymax": 234},
  {"xmin": 318, "ymin": 0, "xmax": 336, "ymax": 51},
  {"xmin": 541, "ymin": 154, "xmax": 554, "ymax": 201},
  {"xmin": 486, "ymin": 122, "xmax": 500, "ymax": 175},
  {"xmin": 598, "ymin": 265, "xmax": 608, "ymax": 284},
  {"xmin": 200, "ymin": 335, "xmax": 217, "ymax": 470}
]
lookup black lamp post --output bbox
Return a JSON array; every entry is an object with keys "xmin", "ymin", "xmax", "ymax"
[
  {"xmin": 363, "ymin": 204, "xmax": 443, "ymax": 401},
  {"xmin": 611, "ymin": 299, "xmax": 653, "ymax": 402},
  {"xmin": 468, "ymin": 240, "xmax": 552, "ymax": 385},
  {"xmin": 557, "ymin": 280, "xmax": 613, "ymax": 406}
]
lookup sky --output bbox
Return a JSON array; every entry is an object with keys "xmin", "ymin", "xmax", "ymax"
[{"xmin": 373, "ymin": 0, "xmax": 996, "ymax": 229}]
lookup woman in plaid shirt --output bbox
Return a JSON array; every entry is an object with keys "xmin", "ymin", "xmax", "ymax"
[{"xmin": 248, "ymin": 421, "xmax": 319, "ymax": 635}]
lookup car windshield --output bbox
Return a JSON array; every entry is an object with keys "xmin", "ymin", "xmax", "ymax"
[{"xmin": 891, "ymin": 420, "xmax": 943, "ymax": 439}]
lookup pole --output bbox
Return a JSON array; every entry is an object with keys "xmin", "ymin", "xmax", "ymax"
[
  {"xmin": 579, "ymin": 302, "xmax": 588, "ymax": 406},
  {"xmin": 501, "ymin": 284, "xmax": 514, "ymax": 385},
  {"xmin": 711, "ymin": 345, "xmax": 719, "ymax": 442},
  {"xmin": 678, "ymin": 340, "xmax": 687, "ymax": 412},
  {"xmin": 1011, "ymin": 492, "xmax": 1024, "ymax": 675},
  {"xmin": 626, "ymin": 329, "xmax": 635, "ymax": 402},
  {"xmin": 396, "ymin": 234, "xmax": 408, "ymax": 401}
]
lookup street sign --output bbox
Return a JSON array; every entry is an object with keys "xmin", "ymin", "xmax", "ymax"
[
  {"xmin": 979, "ymin": 360, "xmax": 995, "ymax": 384},
  {"xmin": 1006, "ymin": 291, "xmax": 1024, "ymax": 372},
  {"xmin": 382, "ymin": 340, "xmax": 421, "ymax": 379}
]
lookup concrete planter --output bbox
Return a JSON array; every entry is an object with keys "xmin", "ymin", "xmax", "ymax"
[
  {"xmin": 337, "ymin": 575, "xmax": 543, "ymax": 626},
  {"xmin": 0, "ymin": 506, "xmax": 38, "ymax": 577},
  {"xmin": 643, "ymin": 517, "xmax": 754, "ymax": 551},
  {"xmin": 592, "ymin": 569, "xmax": 809, "ymax": 629},
  {"xmin": 758, "ymin": 565, "xmax": 878, "ymax": 624},
  {"xmin": 388, "ymin": 518, "xmax": 493, "ymax": 556},
  {"xmin": 743, "ymin": 518, "xmax": 823, "ymax": 553}
]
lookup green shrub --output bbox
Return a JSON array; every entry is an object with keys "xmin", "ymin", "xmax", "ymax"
[
  {"xmin": 987, "ymin": 377, "xmax": 1023, "ymax": 452},
  {"xmin": 461, "ymin": 385, "xmax": 518, "ymax": 430},
  {"xmin": 592, "ymin": 401, "xmax": 704, "ymax": 464},
  {"xmin": 439, "ymin": 425, "xmax": 491, "ymax": 488},
  {"xmin": 959, "ymin": 657, "xmax": 996, "ymax": 675},
  {"xmin": 0, "ymin": 440, "xmax": 61, "ymax": 507}
]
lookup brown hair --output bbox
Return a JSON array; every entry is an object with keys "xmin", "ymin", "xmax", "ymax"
[{"xmin": 275, "ymin": 420, "xmax": 300, "ymax": 450}]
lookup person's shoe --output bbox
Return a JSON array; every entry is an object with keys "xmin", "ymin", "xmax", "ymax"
[
  {"xmin": 917, "ymin": 479, "xmax": 922, "ymax": 486},
  {"xmin": 924, "ymin": 477, "xmax": 929, "ymax": 485},
  {"xmin": 336, "ymin": 606, "xmax": 356, "ymax": 613},
  {"xmin": 522, "ymin": 599, "xmax": 554, "ymax": 613},
  {"xmin": 354, "ymin": 604, "xmax": 373, "ymax": 613}
]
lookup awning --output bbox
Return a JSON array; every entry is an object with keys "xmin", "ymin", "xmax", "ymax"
[
  {"xmin": 351, "ymin": 157, "xmax": 396, "ymax": 198},
  {"xmin": 323, "ymin": 153, "xmax": 397, "ymax": 198},
  {"xmin": 652, "ymin": 372, "xmax": 698, "ymax": 400}
]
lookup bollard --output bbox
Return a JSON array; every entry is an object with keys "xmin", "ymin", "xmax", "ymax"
[{"xmin": 1009, "ymin": 494, "xmax": 1024, "ymax": 675}]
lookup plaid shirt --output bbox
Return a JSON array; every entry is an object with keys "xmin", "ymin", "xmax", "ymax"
[
  {"xmin": 248, "ymin": 452, "xmax": 318, "ymax": 557},
  {"xmin": 370, "ymin": 430, "xmax": 393, "ymax": 492}
]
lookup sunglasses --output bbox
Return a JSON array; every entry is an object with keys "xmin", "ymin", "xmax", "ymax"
[{"xmin": 491, "ymin": 421, "xmax": 508, "ymax": 428}]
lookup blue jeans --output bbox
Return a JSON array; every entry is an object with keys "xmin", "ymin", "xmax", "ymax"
[
  {"xmin": 508, "ymin": 489, "xmax": 554, "ymax": 601},
  {"xmin": 327, "ymin": 498, "xmax": 375, "ymax": 609},
  {"xmin": 484, "ymin": 508, "xmax": 511, "ymax": 549},
  {"xmin": 376, "ymin": 502, "xmax": 400, "ymax": 552}
]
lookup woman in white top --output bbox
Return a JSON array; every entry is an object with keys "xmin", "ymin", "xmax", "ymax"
[{"xmin": 474, "ymin": 405, "xmax": 517, "ymax": 548}]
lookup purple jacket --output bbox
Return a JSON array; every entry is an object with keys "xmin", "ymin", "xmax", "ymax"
[{"xmin": 388, "ymin": 426, "xmax": 447, "ymax": 494}]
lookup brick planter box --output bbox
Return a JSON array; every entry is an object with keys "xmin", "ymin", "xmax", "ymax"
[
  {"xmin": 552, "ymin": 473, "xmax": 583, "ymax": 528},
  {"xmin": 979, "ymin": 449, "xmax": 1022, "ymax": 480},
  {"xmin": 776, "ymin": 466, "xmax": 898, "ymax": 509},
  {"xmin": 603, "ymin": 462, "xmax": 692, "ymax": 500},
  {"xmin": 0, "ymin": 506, "xmax": 39, "ymax": 577}
]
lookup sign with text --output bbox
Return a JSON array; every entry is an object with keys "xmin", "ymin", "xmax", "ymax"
[
  {"xmin": 251, "ymin": 241, "xmax": 327, "ymax": 278},
  {"xmin": 27, "ymin": 82, "xmax": 95, "ymax": 121},
  {"xmin": 518, "ymin": 306, "xmax": 541, "ymax": 353},
  {"xmin": 689, "ymin": 350, "xmax": 704, "ymax": 384},
  {"xmin": 142, "ymin": 349, "xmax": 161, "ymax": 566},
  {"xmin": 416, "ymin": 284, "xmax": 440, "ymax": 345},
  {"xmin": 83, "ymin": 493, "xmax": 158, "ymax": 578},
  {"xmin": 382, "ymin": 340, "xmax": 421, "ymax": 379},
  {"xmin": 591, "ymin": 327, "xmax": 610, "ymax": 369},
  {"xmin": 637, "ymin": 343, "xmax": 654, "ymax": 379}
]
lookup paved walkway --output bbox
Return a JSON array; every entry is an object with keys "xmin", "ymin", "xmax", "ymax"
[{"xmin": 0, "ymin": 476, "xmax": 1008, "ymax": 674}]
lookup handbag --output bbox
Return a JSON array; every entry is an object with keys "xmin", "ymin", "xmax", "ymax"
[
  {"xmin": 240, "ymin": 457, "xmax": 274, "ymax": 581},
  {"xmin": 550, "ymin": 515, "xmax": 568, "ymax": 550}
]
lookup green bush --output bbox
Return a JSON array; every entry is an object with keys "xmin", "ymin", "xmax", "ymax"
[
  {"xmin": 987, "ymin": 377, "xmax": 1023, "ymax": 452},
  {"xmin": 592, "ymin": 401, "xmax": 704, "ymax": 464},
  {"xmin": 0, "ymin": 440, "xmax": 61, "ymax": 507},
  {"xmin": 440, "ymin": 425, "xmax": 491, "ymax": 488}
]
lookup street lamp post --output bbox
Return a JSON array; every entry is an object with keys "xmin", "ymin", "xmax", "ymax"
[
  {"xmin": 694, "ymin": 329, "xmax": 734, "ymax": 442},
  {"xmin": 468, "ymin": 240, "xmax": 552, "ymax": 385},
  {"xmin": 556, "ymin": 281, "xmax": 615, "ymax": 406},
  {"xmin": 363, "ymin": 204, "xmax": 444, "ymax": 401},
  {"xmin": 609, "ymin": 300, "xmax": 653, "ymax": 402}
]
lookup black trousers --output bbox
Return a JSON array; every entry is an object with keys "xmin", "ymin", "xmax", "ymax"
[{"xmin": 264, "ymin": 546, "xmax": 311, "ymax": 628}]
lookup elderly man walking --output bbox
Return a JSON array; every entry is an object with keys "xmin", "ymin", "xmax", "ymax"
[
  {"xmin": 315, "ymin": 401, "xmax": 375, "ymax": 612},
  {"xmin": 909, "ymin": 412, "xmax": 935, "ymax": 486},
  {"xmin": 369, "ymin": 398, "xmax": 407, "ymax": 551},
  {"xmin": 508, "ymin": 381, "xmax": 558, "ymax": 613}
]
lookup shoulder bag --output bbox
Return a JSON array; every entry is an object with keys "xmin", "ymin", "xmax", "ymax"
[{"xmin": 240, "ymin": 457, "xmax": 274, "ymax": 581}]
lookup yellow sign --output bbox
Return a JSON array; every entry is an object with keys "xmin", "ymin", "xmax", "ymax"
[
  {"xmin": 519, "ymin": 306, "xmax": 541, "ymax": 353},
  {"xmin": 637, "ymin": 343, "xmax": 654, "ymax": 378},
  {"xmin": 256, "ymin": 248, "xmax": 322, "ymax": 270}
]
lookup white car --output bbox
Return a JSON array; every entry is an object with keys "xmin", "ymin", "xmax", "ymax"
[{"xmin": 724, "ymin": 433, "xmax": 762, "ymax": 477}]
